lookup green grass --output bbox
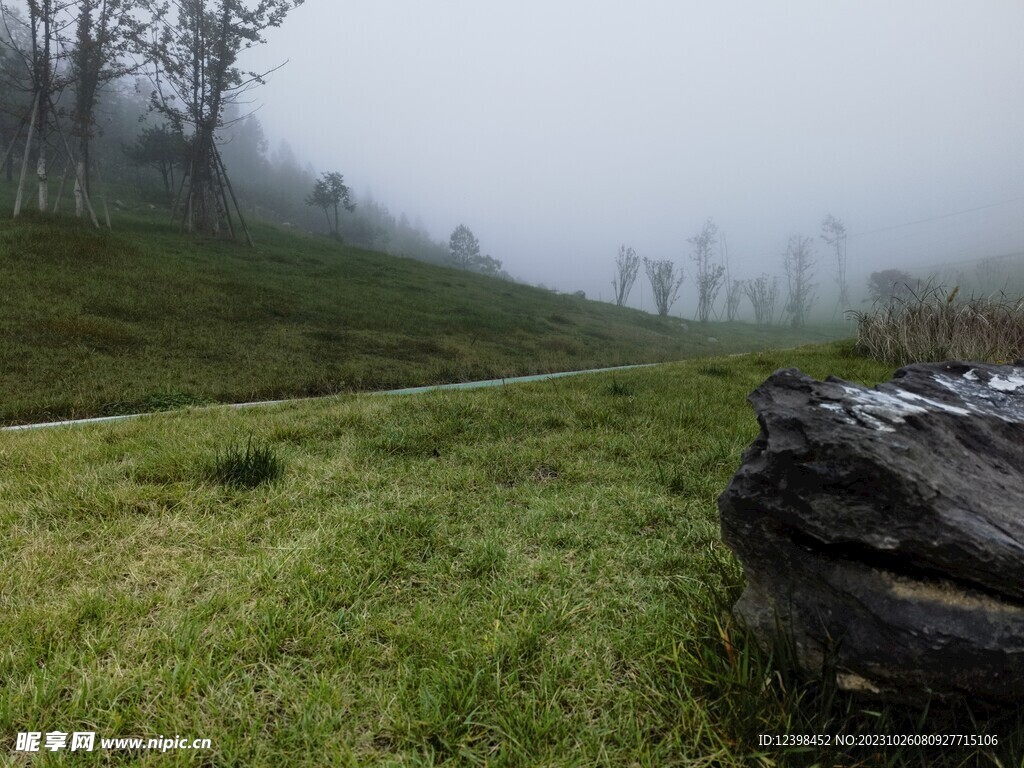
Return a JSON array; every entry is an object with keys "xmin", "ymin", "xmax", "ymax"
[
  {"xmin": 0, "ymin": 203, "xmax": 850, "ymax": 425},
  {"xmin": 208, "ymin": 436, "xmax": 285, "ymax": 488},
  {"xmin": 1, "ymin": 342, "xmax": 1019, "ymax": 766}
]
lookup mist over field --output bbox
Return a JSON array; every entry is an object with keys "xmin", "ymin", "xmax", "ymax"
[{"xmin": 239, "ymin": 1, "xmax": 1024, "ymax": 308}]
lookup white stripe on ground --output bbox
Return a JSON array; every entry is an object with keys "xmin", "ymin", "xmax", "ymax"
[{"xmin": 2, "ymin": 363, "xmax": 659, "ymax": 433}]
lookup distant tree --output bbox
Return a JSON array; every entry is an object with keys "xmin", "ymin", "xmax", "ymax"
[
  {"xmin": 720, "ymin": 230, "xmax": 742, "ymax": 321},
  {"xmin": 123, "ymin": 123, "xmax": 188, "ymax": 199},
  {"xmin": 866, "ymin": 269, "xmax": 918, "ymax": 305},
  {"xmin": 218, "ymin": 112, "xmax": 270, "ymax": 190},
  {"xmin": 611, "ymin": 244, "xmax": 640, "ymax": 307},
  {"xmin": 643, "ymin": 257, "xmax": 684, "ymax": 316},
  {"xmin": 820, "ymin": 214, "xmax": 849, "ymax": 317},
  {"xmin": 725, "ymin": 279, "xmax": 744, "ymax": 321},
  {"xmin": 470, "ymin": 252, "xmax": 503, "ymax": 276},
  {"xmin": 744, "ymin": 274, "xmax": 779, "ymax": 325},
  {"xmin": 783, "ymin": 234, "xmax": 817, "ymax": 328},
  {"xmin": 689, "ymin": 218, "xmax": 725, "ymax": 322},
  {"xmin": 449, "ymin": 224, "xmax": 480, "ymax": 269},
  {"xmin": 305, "ymin": 171, "xmax": 354, "ymax": 238}
]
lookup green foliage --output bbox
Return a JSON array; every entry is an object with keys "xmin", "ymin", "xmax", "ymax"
[
  {"xmin": 145, "ymin": 0, "xmax": 304, "ymax": 236},
  {"xmin": 305, "ymin": 171, "xmax": 355, "ymax": 237},
  {"xmin": 445, "ymin": 222, "xmax": 504, "ymax": 275},
  {"xmin": 448, "ymin": 222, "xmax": 480, "ymax": 269},
  {"xmin": 122, "ymin": 124, "xmax": 190, "ymax": 199}
]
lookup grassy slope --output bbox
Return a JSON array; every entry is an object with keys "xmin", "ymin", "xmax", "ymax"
[
  {"xmin": 0, "ymin": 206, "xmax": 850, "ymax": 424},
  {"xmin": 1, "ymin": 343, "xmax": 1019, "ymax": 766}
]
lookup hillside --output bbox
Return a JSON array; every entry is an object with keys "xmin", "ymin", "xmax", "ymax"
[{"xmin": 0, "ymin": 208, "xmax": 849, "ymax": 424}]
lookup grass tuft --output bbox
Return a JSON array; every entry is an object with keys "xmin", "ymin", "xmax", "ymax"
[
  {"xmin": 605, "ymin": 377, "xmax": 635, "ymax": 397},
  {"xmin": 207, "ymin": 436, "xmax": 284, "ymax": 488},
  {"xmin": 697, "ymin": 364, "xmax": 732, "ymax": 378}
]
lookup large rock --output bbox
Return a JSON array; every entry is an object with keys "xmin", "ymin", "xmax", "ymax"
[{"xmin": 717, "ymin": 360, "xmax": 1024, "ymax": 701}]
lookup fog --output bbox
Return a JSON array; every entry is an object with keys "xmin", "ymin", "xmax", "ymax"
[{"xmin": 244, "ymin": 1, "xmax": 1024, "ymax": 308}]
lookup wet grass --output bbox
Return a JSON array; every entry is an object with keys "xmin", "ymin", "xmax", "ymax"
[
  {"xmin": 1, "ymin": 342, "xmax": 1019, "ymax": 766},
  {"xmin": 0, "ymin": 202, "xmax": 850, "ymax": 425}
]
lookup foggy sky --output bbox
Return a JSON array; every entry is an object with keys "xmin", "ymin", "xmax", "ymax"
[{"xmin": 245, "ymin": 1, "xmax": 1024, "ymax": 307}]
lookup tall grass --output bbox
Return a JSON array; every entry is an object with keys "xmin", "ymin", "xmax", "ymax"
[{"xmin": 852, "ymin": 284, "xmax": 1024, "ymax": 365}]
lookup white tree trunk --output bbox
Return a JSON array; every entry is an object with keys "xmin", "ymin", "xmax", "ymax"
[{"xmin": 36, "ymin": 146, "xmax": 48, "ymax": 212}]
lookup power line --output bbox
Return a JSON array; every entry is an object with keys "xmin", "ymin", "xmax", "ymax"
[{"xmin": 848, "ymin": 194, "xmax": 1024, "ymax": 239}]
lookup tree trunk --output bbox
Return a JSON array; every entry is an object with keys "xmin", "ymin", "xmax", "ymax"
[
  {"xmin": 36, "ymin": 148, "xmax": 48, "ymax": 212},
  {"xmin": 74, "ymin": 136, "xmax": 91, "ymax": 219},
  {"xmin": 74, "ymin": 159, "xmax": 86, "ymax": 218},
  {"xmin": 36, "ymin": 95, "xmax": 48, "ymax": 212},
  {"xmin": 13, "ymin": 94, "xmax": 39, "ymax": 218},
  {"xmin": 53, "ymin": 160, "xmax": 69, "ymax": 213},
  {"xmin": 186, "ymin": 129, "xmax": 221, "ymax": 236}
]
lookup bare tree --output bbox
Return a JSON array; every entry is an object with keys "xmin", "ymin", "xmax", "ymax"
[
  {"xmin": 147, "ymin": 0, "xmax": 303, "ymax": 240},
  {"xmin": 820, "ymin": 214, "xmax": 849, "ymax": 318},
  {"xmin": 611, "ymin": 244, "xmax": 639, "ymax": 307},
  {"xmin": 783, "ymin": 234, "xmax": 817, "ymax": 328},
  {"xmin": 725, "ymin": 279, "xmax": 744, "ymax": 321},
  {"xmin": 689, "ymin": 217, "xmax": 724, "ymax": 322},
  {"xmin": 720, "ymin": 230, "xmax": 742, "ymax": 321},
  {"xmin": 643, "ymin": 257, "xmax": 684, "ymax": 316},
  {"xmin": 744, "ymin": 274, "xmax": 779, "ymax": 325}
]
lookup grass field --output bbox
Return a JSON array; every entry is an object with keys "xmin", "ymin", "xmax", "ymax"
[
  {"xmin": 0, "ymin": 207, "xmax": 850, "ymax": 425},
  {"xmin": 2, "ymin": 342, "xmax": 1020, "ymax": 767}
]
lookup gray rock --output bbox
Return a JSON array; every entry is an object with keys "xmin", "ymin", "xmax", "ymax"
[{"xmin": 718, "ymin": 360, "xmax": 1024, "ymax": 701}]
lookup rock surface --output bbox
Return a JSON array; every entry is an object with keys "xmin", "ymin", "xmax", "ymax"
[{"xmin": 717, "ymin": 360, "xmax": 1024, "ymax": 701}]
